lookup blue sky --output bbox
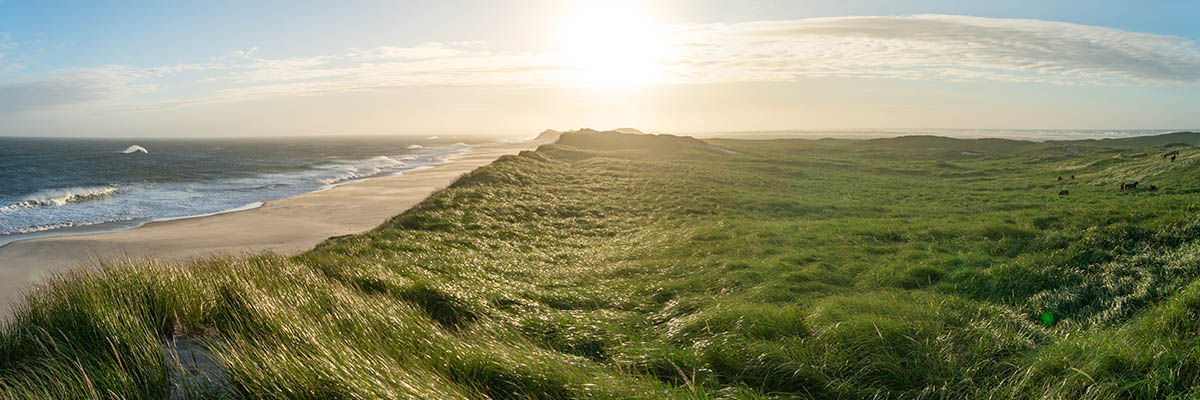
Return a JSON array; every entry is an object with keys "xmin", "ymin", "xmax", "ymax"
[
  {"xmin": 2, "ymin": 0, "xmax": 1199, "ymax": 136},
  {"xmin": 7, "ymin": 1, "xmax": 1200, "ymax": 71}
]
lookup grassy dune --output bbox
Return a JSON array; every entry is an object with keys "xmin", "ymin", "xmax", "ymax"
[{"xmin": 5, "ymin": 130, "xmax": 1200, "ymax": 398}]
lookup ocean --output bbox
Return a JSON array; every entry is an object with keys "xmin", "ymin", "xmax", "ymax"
[
  {"xmin": 0, "ymin": 135, "xmax": 501, "ymax": 246},
  {"xmin": 1, "ymin": 129, "xmax": 1191, "ymax": 247}
]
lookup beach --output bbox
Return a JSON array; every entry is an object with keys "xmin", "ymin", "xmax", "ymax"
[{"xmin": 0, "ymin": 141, "xmax": 537, "ymax": 310}]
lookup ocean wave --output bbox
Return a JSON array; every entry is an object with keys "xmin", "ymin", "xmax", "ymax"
[
  {"xmin": 1, "ymin": 215, "xmax": 140, "ymax": 236},
  {"xmin": 0, "ymin": 186, "xmax": 121, "ymax": 213},
  {"xmin": 121, "ymin": 145, "xmax": 149, "ymax": 154},
  {"xmin": 315, "ymin": 143, "xmax": 470, "ymax": 185},
  {"xmin": 407, "ymin": 144, "xmax": 424, "ymax": 149},
  {"xmin": 6, "ymin": 220, "xmax": 89, "ymax": 234},
  {"xmin": 319, "ymin": 156, "xmax": 408, "ymax": 185}
]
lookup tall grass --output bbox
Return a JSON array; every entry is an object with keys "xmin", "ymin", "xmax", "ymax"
[{"xmin": 3, "ymin": 131, "xmax": 1200, "ymax": 398}]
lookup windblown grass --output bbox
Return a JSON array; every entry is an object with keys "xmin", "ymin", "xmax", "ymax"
[{"xmin": 4, "ymin": 130, "xmax": 1200, "ymax": 399}]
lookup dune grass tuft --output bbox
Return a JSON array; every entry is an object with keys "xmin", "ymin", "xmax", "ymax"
[{"xmin": 5, "ymin": 132, "xmax": 1200, "ymax": 398}]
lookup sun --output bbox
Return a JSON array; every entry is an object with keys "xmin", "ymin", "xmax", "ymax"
[{"xmin": 554, "ymin": 1, "xmax": 667, "ymax": 88}]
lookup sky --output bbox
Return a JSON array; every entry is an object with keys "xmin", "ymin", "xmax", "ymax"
[{"xmin": 1, "ymin": 0, "xmax": 1199, "ymax": 137}]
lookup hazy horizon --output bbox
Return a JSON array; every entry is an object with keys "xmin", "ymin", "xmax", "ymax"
[
  {"xmin": 3, "ymin": 127, "xmax": 1199, "ymax": 142},
  {"xmin": 3, "ymin": 0, "xmax": 1200, "ymax": 137}
]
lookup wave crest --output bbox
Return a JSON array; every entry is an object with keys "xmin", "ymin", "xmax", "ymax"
[
  {"xmin": 319, "ymin": 156, "xmax": 408, "ymax": 185},
  {"xmin": 0, "ymin": 186, "xmax": 121, "ymax": 213},
  {"xmin": 121, "ymin": 145, "xmax": 149, "ymax": 154}
]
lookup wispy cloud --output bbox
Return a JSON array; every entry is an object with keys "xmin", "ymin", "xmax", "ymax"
[
  {"xmin": 0, "ymin": 62, "xmax": 158, "ymax": 115},
  {"xmin": 0, "ymin": 32, "xmax": 46, "ymax": 74},
  {"xmin": 0, "ymin": 76, "xmax": 125, "ymax": 116},
  {"xmin": 4, "ymin": 14, "xmax": 1200, "ymax": 116},
  {"xmin": 665, "ymin": 15, "xmax": 1200, "ymax": 84},
  {"xmin": 0, "ymin": 32, "xmax": 14, "ymax": 59}
]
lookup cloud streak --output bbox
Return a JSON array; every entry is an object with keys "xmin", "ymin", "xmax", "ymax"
[
  {"xmin": 666, "ymin": 15, "xmax": 1200, "ymax": 84},
  {"xmin": 4, "ymin": 14, "xmax": 1199, "ymax": 115},
  {"xmin": 0, "ymin": 32, "xmax": 15, "ymax": 61},
  {"xmin": 0, "ymin": 79, "xmax": 115, "ymax": 116}
]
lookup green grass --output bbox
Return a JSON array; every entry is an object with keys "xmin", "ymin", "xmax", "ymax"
[{"xmin": 4, "ymin": 130, "xmax": 1200, "ymax": 399}]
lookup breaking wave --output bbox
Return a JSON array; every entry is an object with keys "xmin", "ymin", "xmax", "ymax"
[
  {"xmin": 0, "ymin": 186, "xmax": 121, "ymax": 213},
  {"xmin": 319, "ymin": 156, "xmax": 409, "ymax": 185},
  {"xmin": 121, "ymin": 145, "xmax": 149, "ymax": 154},
  {"xmin": 1, "ymin": 140, "xmax": 476, "ymax": 241}
]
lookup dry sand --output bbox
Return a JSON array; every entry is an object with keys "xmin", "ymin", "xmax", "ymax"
[{"xmin": 0, "ymin": 141, "xmax": 538, "ymax": 310}]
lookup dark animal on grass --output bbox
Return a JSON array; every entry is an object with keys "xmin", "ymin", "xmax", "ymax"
[
  {"xmin": 1058, "ymin": 190, "xmax": 1069, "ymax": 196},
  {"xmin": 1057, "ymin": 176, "xmax": 1063, "ymax": 181},
  {"xmin": 1070, "ymin": 175, "xmax": 1075, "ymax": 180},
  {"xmin": 1120, "ymin": 182, "xmax": 1126, "ymax": 191},
  {"xmin": 1171, "ymin": 155, "xmax": 1176, "ymax": 162},
  {"xmin": 1124, "ymin": 181, "xmax": 1139, "ymax": 191},
  {"xmin": 1149, "ymin": 185, "xmax": 1158, "ymax": 192}
]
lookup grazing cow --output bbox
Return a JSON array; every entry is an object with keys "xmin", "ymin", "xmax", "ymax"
[
  {"xmin": 1149, "ymin": 185, "xmax": 1159, "ymax": 192},
  {"xmin": 1128, "ymin": 181, "xmax": 1139, "ymax": 191},
  {"xmin": 1120, "ymin": 182, "xmax": 1127, "ymax": 191},
  {"xmin": 1171, "ymin": 155, "xmax": 1177, "ymax": 162},
  {"xmin": 1057, "ymin": 176, "xmax": 1063, "ymax": 181},
  {"xmin": 1070, "ymin": 175, "xmax": 1075, "ymax": 180},
  {"xmin": 1058, "ymin": 190, "xmax": 1069, "ymax": 196}
]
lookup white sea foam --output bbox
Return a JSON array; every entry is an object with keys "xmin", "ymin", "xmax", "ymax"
[
  {"xmin": 3, "ymin": 218, "xmax": 135, "ymax": 235},
  {"xmin": 1, "ymin": 141, "xmax": 474, "ymax": 242},
  {"xmin": 121, "ymin": 145, "xmax": 149, "ymax": 154},
  {"xmin": 8, "ymin": 221, "xmax": 82, "ymax": 234},
  {"xmin": 319, "ymin": 155, "xmax": 408, "ymax": 185},
  {"xmin": 407, "ymin": 144, "xmax": 424, "ymax": 149},
  {"xmin": 0, "ymin": 186, "xmax": 121, "ymax": 213}
]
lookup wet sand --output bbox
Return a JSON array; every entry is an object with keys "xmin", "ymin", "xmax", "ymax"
[{"xmin": 0, "ymin": 141, "xmax": 537, "ymax": 309}]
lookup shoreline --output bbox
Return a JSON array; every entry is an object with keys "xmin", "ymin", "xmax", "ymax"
[
  {"xmin": 0, "ymin": 148, "xmax": 472, "ymax": 250},
  {"xmin": 0, "ymin": 201, "xmax": 268, "ymax": 250},
  {"xmin": 0, "ymin": 141, "xmax": 539, "ymax": 310}
]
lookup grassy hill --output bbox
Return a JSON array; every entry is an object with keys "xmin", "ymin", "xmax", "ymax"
[
  {"xmin": 4, "ymin": 131, "xmax": 1200, "ymax": 398},
  {"xmin": 1077, "ymin": 131, "xmax": 1200, "ymax": 148}
]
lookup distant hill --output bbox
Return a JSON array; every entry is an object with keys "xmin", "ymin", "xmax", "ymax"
[
  {"xmin": 1074, "ymin": 131, "xmax": 1200, "ymax": 148},
  {"xmin": 555, "ymin": 128, "xmax": 708, "ymax": 150},
  {"xmin": 844, "ymin": 132, "xmax": 1200, "ymax": 156},
  {"xmin": 855, "ymin": 135, "xmax": 1043, "ymax": 155},
  {"xmin": 540, "ymin": 128, "xmax": 739, "ymax": 156},
  {"xmin": 532, "ymin": 129, "xmax": 562, "ymax": 143},
  {"xmin": 535, "ymin": 127, "xmax": 645, "ymax": 143}
]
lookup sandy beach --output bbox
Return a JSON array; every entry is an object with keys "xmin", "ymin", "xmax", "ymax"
[{"xmin": 0, "ymin": 141, "xmax": 538, "ymax": 310}]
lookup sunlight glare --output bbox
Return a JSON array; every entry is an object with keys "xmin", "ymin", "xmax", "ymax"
[{"xmin": 555, "ymin": 1, "xmax": 667, "ymax": 88}]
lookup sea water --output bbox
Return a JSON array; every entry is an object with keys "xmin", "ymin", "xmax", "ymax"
[{"xmin": 0, "ymin": 135, "xmax": 497, "ymax": 246}]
